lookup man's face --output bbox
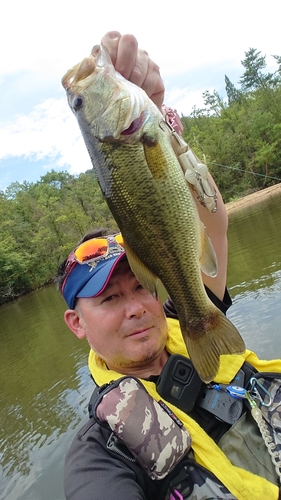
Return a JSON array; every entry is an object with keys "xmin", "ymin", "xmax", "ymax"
[{"xmin": 70, "ymin": 261, "xmax": 168, "ymax": 376}]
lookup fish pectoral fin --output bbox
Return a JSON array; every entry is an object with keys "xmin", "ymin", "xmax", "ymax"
[
  {"xmin": 199, "ymin": 223, "xmax": 218, "ymax": 277},
  {"xmin": 185, "ymin": 311, "xmax": 245, "ymax": 383},
  {"xmin": 124, "ymin": 240, "xmax": 159, "ymax": 298}
]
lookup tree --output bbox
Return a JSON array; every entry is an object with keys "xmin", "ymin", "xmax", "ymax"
[
  {"xmin": 202, "ymin": 90, "xmax": 225, "ymax": 117},
  {"xmin": 225, "ymin": 75, "xmax": 242, "ymax": 105},
  {"xmin": 272, "ymin": 55, "xmax": 281, "ymax": 79},
  {"xmin": 0, "ymin": 170, "xmax": 117, "ymax": 303},
  {"xmin": 239, "ymin": 48, "xmax": 273, "ymax": 91},
  {"xmin": 182, "ymin": 47, "xmax": 281, "ymax": 201}
]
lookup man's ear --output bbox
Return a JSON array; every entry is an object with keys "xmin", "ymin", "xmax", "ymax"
[{"xmin": 64, "ymin": 309, "xmax": 86, "ymax": 339}]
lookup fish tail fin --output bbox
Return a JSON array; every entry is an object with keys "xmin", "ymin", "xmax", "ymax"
[{"xmin": 185, "ymin": 311, "xmax": 245, "ymax": 383}]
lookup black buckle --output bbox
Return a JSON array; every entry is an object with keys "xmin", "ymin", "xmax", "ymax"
[{"xmin": 169, "ymin": 467, "xmax": 193, "ymax": 499}]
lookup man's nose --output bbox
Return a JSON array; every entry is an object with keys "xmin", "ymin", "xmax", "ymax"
[{"xmin": 125, "ymin": 297, "xmax": 146, "ymax": 318}]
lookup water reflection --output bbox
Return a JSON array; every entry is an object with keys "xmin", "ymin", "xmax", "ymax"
[
  {"xmin": 227, "ymin": 197, "xmax": 281, "ymax": 292},
  {"xmin": 0, "ymin": 190, "xmax": 281, "ymax": 500},
  {"xmin": 227, "ymin": 193, "xmax": 281, "ymax": 360},
  {"xmin": 0, "ymin": 288, "xmax": 92, "ymax": 500}
]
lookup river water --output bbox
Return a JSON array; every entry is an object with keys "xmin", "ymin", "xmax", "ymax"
[{"xmin": 1, "ymin": 191, "xmax": 281, "ymax": 500}]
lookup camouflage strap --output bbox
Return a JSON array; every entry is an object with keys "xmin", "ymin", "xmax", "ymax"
[{"xmin": 92, "ymin": 376, "xmax": 191, "ymax": 480}]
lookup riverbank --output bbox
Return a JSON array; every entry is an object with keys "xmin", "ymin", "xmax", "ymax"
[{"xmin": 225, "ymin": 183, "xmax": 281, "ymax": 214}]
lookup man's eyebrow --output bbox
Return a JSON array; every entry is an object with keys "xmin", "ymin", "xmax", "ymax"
[{"xmin": 102, "ymin": 272, "xmax": 136, "ymax": 292}]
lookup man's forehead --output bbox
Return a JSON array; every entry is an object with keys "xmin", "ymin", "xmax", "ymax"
[{"xmin": 109, "ymin": 260, "xmax": 134, "ymax": 280}]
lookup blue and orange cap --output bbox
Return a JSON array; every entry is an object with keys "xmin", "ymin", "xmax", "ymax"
[{"xmin": 62, "ymin": 235, "xmax": 126, "ymax": 309}]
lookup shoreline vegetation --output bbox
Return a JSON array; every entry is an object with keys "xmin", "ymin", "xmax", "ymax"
[
  {"xmin": 226, "ymin": 182, "xmax": 281, "ymax": 214},
  {"xmin": 1, "ymin": 183, "xmax": 280, "ymax": 309}
]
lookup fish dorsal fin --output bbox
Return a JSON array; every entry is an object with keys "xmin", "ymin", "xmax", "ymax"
[
  {"xmin": 123, "ymin": 239, "xmax": 159, "ymax": 298},
  {"xmin": 199, "ymin": 223, "xmax": 218, "ymax": 277}
]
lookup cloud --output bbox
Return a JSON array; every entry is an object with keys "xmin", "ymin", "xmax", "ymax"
[
  {"xmin": 0, "ymin": 98, "xmax": 92, "ymax": 175},
  {"xmin": 0, "ymin": 77, "xmax": 205, "ymax": 180},
  {"xmin": 165, "ymin": 86, "xmax": 206, "ymax": 116}
]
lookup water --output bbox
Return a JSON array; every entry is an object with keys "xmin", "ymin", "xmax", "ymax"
[
  {"xmin": 226, "ymin": 193, "xmax": 281, "ymax": 360},
  {"xmin": 0, "ymin": 289, "xmax": 93, "ymax": 500},
  {"xmin": 1, "ymin": 190, "xmax": 281, "ymax": 500}
]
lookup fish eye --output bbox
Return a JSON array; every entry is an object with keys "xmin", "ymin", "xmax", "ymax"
[{"xmin": 73, "ymin": 96, "xmax": 84, "ymax": 111}]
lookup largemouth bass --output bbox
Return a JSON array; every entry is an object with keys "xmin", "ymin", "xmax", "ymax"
[{"xmin": 62, "ymin": 45, "xmax": 245, "ymax": 382}]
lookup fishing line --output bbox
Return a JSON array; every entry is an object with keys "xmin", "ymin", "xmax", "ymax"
[{"xmin": 210, "ymin": 162, "xmax": 281, "ymax": 182}]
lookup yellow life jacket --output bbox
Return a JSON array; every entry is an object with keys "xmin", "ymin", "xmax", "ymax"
[{"xmin": 88, "ymin": 317, "xmax": 281, "ymax": 500}]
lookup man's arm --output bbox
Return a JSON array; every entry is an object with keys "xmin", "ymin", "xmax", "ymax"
[
  {"xmin": 194, "ymin": 173, "xmax": 228, "ymax": 301},
  {"xmin": 64, "ymin": 420, "xmax": 157, "ymax": 500}
]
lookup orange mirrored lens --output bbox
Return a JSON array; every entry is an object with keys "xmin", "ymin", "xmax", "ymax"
[
  {"xmin": 74, "ymin": 238, "xmax": 108, "ymax": 262},
  {"xmin": 114, "ymin": 233, "xmax": 124, "ymax": 247}
]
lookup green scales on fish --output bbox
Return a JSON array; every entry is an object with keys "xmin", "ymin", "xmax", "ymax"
[{"xmin": 62, "ymin": 45, "xmax": 245, "ymax": 383}]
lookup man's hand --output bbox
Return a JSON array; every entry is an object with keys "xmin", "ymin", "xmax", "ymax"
[{"xmin": 101, "ymin": 31, "xmax": 165, "ymax": 110}]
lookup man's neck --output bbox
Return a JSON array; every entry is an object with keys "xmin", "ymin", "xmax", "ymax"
[{"xmin": 108, "ymin": 349, "xmax": 169, "ymax": 379}]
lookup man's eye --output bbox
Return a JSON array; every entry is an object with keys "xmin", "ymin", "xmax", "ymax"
[{"xmin": 102, "ymin": 295, "xmax": 115, "ymax": 303}]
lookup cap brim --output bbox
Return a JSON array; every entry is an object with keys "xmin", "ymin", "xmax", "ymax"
[
  {"xmin": 62, "ymin": 252, "xmax": 127, "ymax": 309},
  {"xmin": 76, "ymin": 253, "xmax": 127, "ymax": 299}
]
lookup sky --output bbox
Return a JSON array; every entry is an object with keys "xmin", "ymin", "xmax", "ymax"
[{"xmin": 0, "ymin": 0, "xmax": 280, "ymax": 191}]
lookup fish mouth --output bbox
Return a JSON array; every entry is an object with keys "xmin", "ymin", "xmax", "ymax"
[
  {"xmin": 62, "ymin": 44, "xmax": 154, "ymax": 141},
  {"xmin": 121, "ymin": 112, "xmax": 146, "ymax": 136},
  {"xmin": 61, "ymin": 45, "xmax": 108, "ymax": 91},
  {"xmin": 62, "ymin": 56, "xmax": 97, "ymax": 90}
]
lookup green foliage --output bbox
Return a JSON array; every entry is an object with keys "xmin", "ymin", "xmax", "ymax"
[
  {"xmin": 2, "ymin": 46, "xmax": 281, "ymax": 304},
  {"xmin": 0, "ymin": 170, "xmax": 116, "ymax": 304},
  {"xmin": 182, "ymin": 47, "xmax": 281, "ymax": 201}
]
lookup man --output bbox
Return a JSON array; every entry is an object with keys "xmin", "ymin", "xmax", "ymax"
[{"xmin": 58, "ymin": 32, "xmax": 281, "ymax": 500}]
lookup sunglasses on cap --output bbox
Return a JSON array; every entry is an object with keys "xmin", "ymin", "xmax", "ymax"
[
  {"xmin": 61, "ymin": 233, "xmax": 126, "ymax": 308},
  {"xmin": 65, "ymin": 233, "xmax": 125, "ymax": 272}
]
